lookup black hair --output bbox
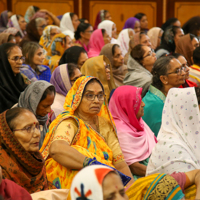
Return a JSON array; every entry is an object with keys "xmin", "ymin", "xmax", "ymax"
[
  {"xmin": 75, "ymin": 22, "xmax": 92, "ymax": 40},
  {"xmin": 7, "ymin": 34, "xmax": 15, "ymax": 42},
  {"xmin": 112, "ymin": 44, "xmax": 120, "ymax": 56},
  {"xmin": 190, "ymin": 33, "xmax": 196, "ymax": 41},
  {"xmin": 101, "ymin": 29, "xmax": 106, "ymax": 36},
  {"xmin": 195, "ymin": 87, "xmax": 200, "ymax": 105},
  {"xmin": 6, "ymin": 107, "xmax": 31, "ymax": 131},
  {"xmin": 39, "ymin": 86, "xmax": 55, "ymax": 102},
  {"xmin": 33, "ymin": 6, "xmax": 40, "ymax": 12},
  {"xmin": 134, "ymin": 13, "xmax": 146, "ymax": 20},
  {"xmin": 16, "ymin": 14, "xmax": 23, "ymax": 21},
  {"xmin": 68, "ymin": 63, "xmax": 79, "ymax": 78},
  {"xmin": 193, "ymin": 46, "xmax": 200, "ymax": 65},
  {"xmin": 172, "ymin": 26, "xmax": 182, "ymax": 36},
  {"xmin": 103, "ymin": 10, "xmax": 109, "ymax": 18},
  {"xmin": 4, "ymin": 43, "xmax": 19, "ymax": 57},
  {"xmin": 161, "ymin": 18, "xmax": 179, "ymax": 31},
  {"xmin": 79, "ymin": 18, "xmax": 88, "ymax": 23},
  {"xmin": 152, "ymin": 56, "xmax": 175, "ymax": 90},
  {"xmin": 70, "ymin": 13, "xmax": 76, "ymax": 20},
  {"xmin": 171, "ymin": 53, "xmax": 182, "ymax": 59},
  {"xmin": 130, "ymin": 44, "xmax": 145, "ymax": 65},
  {"xmin": 15, "ymin": 31, "xmax": 22, "ymax": 37}
]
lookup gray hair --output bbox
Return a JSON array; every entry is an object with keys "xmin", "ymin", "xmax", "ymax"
[{"xmin": 35, "ymin": 17, "xmax": 46, "ymax": 27}]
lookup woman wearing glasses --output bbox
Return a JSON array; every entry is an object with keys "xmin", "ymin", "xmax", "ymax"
[
  {"xmin": 123, "ymin": 44, "xmax": 156, "ymax": 97},
  {"xmin": 142, "ymin": 56, "xmax": 186, "ymax": 137}
]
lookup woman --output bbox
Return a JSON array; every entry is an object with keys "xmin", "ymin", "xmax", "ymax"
[
  {"xmin": 81, "ymin": 56, "xmax": 116, "ymax": 101},
  {"xmin": 161, "ymin": 17, "xmax": 181, "ymax": 31},
  {"xmin": 59, "ymin": 46, "xmax": 88, "ymax": 69},
  {"xmin": 43, "ymin": 33, "xmax": 72, "ymax": 72},
  {"xmin": 8, "ymin": 14, "xmax": 27, "ymax": 37},
  {"xmin": 156, "ymin": 25, "xmax": 184, "ymax": 58},
  {"xmin": 94, "ymin": 10, "xmax": 111, "ymax": 30},
  {"xmin": 74, "ymin": 22, "xmax": 93, "ymax": 52},
  {"xmin": 88, "ymin": 29, "xmax": 111, "ymax": 58},
  {"xmin": 98, "ymin": 20, "xmax": 118, "ymax": 44},
  {"xmin": 20, "ymin": 42, "xmax": 51, "ymax": 82},
  {"xmin": 147, "ymin": 27, "xmax": 163, "ymax": 50},
  {"xmin": 39, "ymin": 25, "xmax": 61, "ymax": 51},
  {"xmin": 50, "ymin": 63, "xmax": 82, "ymax": 119},
  {"xmin": 17, "ymin": 81, "xmax": 55, "ymax": 148},
  {"xmin": 130, "ymin": 32, "xmax": 151, "ymax": 48},
  {"xmin": 0, "ymin": 43, "xmax": 27, "ymax": 113},
  {"xmin": 0, "ymin": 32, "xmax": 16, "ymax": 44},
  {"xmin": 134, "ymin": 13, "xmax": 148, "ymax": 33},
  {"xmin": 142, "ymin": 56, "xmax": 186, "ymax": 137},
  {"xmin": 123, "ymin": 44, "xmax": 156, "ymax": 97},
  {"xmin": 100, "ymin": 43, "xmax": 127, "ymax": 87},
  {"xmin": 146, "ymin": 87, "xmax": 200, "ymax": 175},
  {"xmin": 109, "ymin": 86, "xmax": 157, "ymax": 180},
  {"xmin": 123, "ymin": 17, "xmax": 140, "ymax": 33},
  {"xmin": 24, "ymin": 6, "xmax": 40, "ymax": 23},
  {"xmin": 0, "ymin": 10, "xmax": 13, "ymax": 32},
  {"xmin": 40, "ymin": 76, "xmax": 134, "ymax": 189},
  {"xmin": 3, "ymin": 27, "xmax": 22, "ymax": 44},
  {"xmin": 175, "ymin": 33, "xmax": 199, "ymax": 66},
  {"xmin": 60, "ymin": 12, "xmax": 80, "ymax": 39}
]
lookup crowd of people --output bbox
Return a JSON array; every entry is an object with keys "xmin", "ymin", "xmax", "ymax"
[{"xmin": 1, "ymin": 6, "xmax": 200, "ymax": 200}]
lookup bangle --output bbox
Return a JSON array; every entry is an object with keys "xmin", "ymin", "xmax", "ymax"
[{"xmin": 83, "ymin": 157, "xmax": 91, "ymax": 167}]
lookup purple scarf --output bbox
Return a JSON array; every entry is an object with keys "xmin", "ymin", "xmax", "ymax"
[{"xmin": 123, "ymin": 17, "xmax": 139, "ymax": 29}]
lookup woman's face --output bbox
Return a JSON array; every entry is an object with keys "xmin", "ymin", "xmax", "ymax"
[
  {"xmin": 77, "ymin": 81, "xmax": 104, "ymax": 116},
  {"xmin": 105, "ymin": 12, "xmax": 112, "ymax": 20},
  {"xmin": 13, "ymin": 111, "xmax": 41, "ymax": 153},
  {"xmin": 8, "ymin": 46, "xmax": 23, "ymax": 75},
  {"xmin": 72, "ymin": 14, "xmax": 80, "ymax": 31},
  {"xmin": 177, "ymin": 55, "xmax": 189, "ymax": 79},
  {"xmin": 103, "ymin": 172, "xmax": 128, "ymax": 200},
  {"xmin": 140, "ymin": 34, "xmax": 151, "ymax": 48},
  {"xmin": 36, "ymin": 92, "xmax": 55, "ymax": 117},
  {"xmin": 65, "ymin": 36, "xmax": 73, "ymax": 50},
  {"xmin": 32, "ymin": 47, "xmax": 45, "ymax": 66},
  {"xmin": 104, "ymin": 61, "xmax": 111, "ymax": 80},
  {"xmin": 18, "ymin": 16, "xmax": 27, "ymax": 31},
  {"xmin": 103, "ymin": 31, "xmax": 111, "ymax": 45},
  {"xmin": 70, "ymin": 68, "xmax": 82, "ymax": 85},
  {"xmin": 37, "ymin": 20, "xmax": 47, "ymax": 36},
  {"xmin": 134, "ymin": 21, "xmax": 140, "ymax": 33},
  {"xmin": 191, "ymin": 37, "xmax": 199, "ymax": 50},
  {"xmin": 81, "ymin": 26, "xmax": 93, "ymax": 40},
  {"xmin": 157, "ymin": 30, "xmax": 163, "ymax": 48},
  {"xmin": 173, "ymin": 20, "xmax": 181, "ymax": 27},
  {"xmin": 136, "ymin": 100, "xmax": 145, "ymax": 119},
  {"xmin": 140, "ymin": 15, "xmax": 148, "ymax": 30},
  {"xmin": 77, "ymin": 52, "xmax": 88, "ymax": 69},
  {"xmin": 113, "ymin": 46, "xmax": 124, "ymax": 68},
  {"xmin": 174, "ymin": 28, "xmax": 184, "ymax": 46},
  {"xmin": 112, "ymin": 24, "xmax": 117, "ymax": 38},
  {"xmin": 50, "ymin": 28, "xmax": 60, "ymax": 40}
]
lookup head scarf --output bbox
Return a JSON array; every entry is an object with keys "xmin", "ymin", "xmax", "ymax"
[
  {"xmin": 117, "ymin": 29, "xmax": 134, "ymax": 56},
  {"xmin": 31, "ymin": 11, "xmax": 46, "ymax": 20},
  {"xmin": 147, "ymin": 87, "xmax": 200, "ymax": 175},
  {"xmin": 24, "ymin": 6, "xmax": 37, "ymax": 23},
  {"xmin": 50, "ymin": 64, "xmax": 71, "ymax": 96},
  {"xmin": 18, "ymin": 80, "xmax": 54, "ymax": 148},
  {"xmin": 88, "ymin": 29, "xmax": 105, "ymax": 58},
  {"xmin": 70, "ymin": 165, "xmax": 117, "ymax": 200},
  {"xmin": 129, "ymin": 32, "xmax": 140, "ymax": 49},
  {"xmin": 123, "ymin": 17, "xmax": 139, "ymax": 30},
  {"xmin": 0, "ymin": 110, "xmax": 51, "ymax": 193},
  {"xmin": 0, "ymin": 32, "xmax": 12, "ymax": 45},
  {"xmin": 0, "ymin": 43, "xmax": 27, "ymax": 113},
  {"xmin": 59, "ymin": 46, "xmax": 86, "ymax": 65},
  {"xmin": 147, "ymin": 27, "xmax": 162, "ymax": 50},
  {"xmin": 109, "ymin": 86, "xmax": 156, "ymax": 165},
  {"xmin": 3, "ymin": 27, "xmax": 19, "ymax": 36},
  {"xmin": 94, "ymin": 10, "xmax": 106, "ymax": 30},
  {"xmin": 62, "ymin": 30, "xmax": 74, "ymax": 40},
  {"xmin": 0, "ymin": 10, "xmax": 8, "ymax": 28},
  {"xmin": 39, "ymin": 25, "xmax": 61, "ymax": 51},
  {"xmin": 60, "ymin": 12, "xmax": 74, "ymax": 33},
  {"xmin": 175, "ymin": 34, "xmax": 194, "ymax": 66},
  {"xmin": 161, "ymin": 18, "xmax": 179, "ymax": 31},
  {"xmin": 98, "ymin": 20, "xmax": 115, "ymax": 38},
  {"xmin": 81, "ymin": 55, "xmax": 116, "ymax": 101}
]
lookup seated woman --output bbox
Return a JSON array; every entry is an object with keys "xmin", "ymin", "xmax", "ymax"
[
  {"xmin": 43, "ymin": 33, "xmax": 73, "ymax": 72},
  {"xmin": 109, "ymin": 86, "xmax": 157, "ymax": 180},
  {"xmin": 175, "ymin": 33, "xmax": 199, "ymax": 66},
  {"xmin": 40, "ymin": 76, "xmax": 134, "ymax": 190},
  {"xmin": 20, "ymin": 42, "xmax": 51, "ymax": 82},
  {"xmin": 59, "ymin": 46, "xmax": 88, "ymax": 69},
  {"xmin": 146, "ymin": 87, "xmax": 200, "ymax": 175},
  {"xmin": 100, "ymin": 43, "xmax": 127, "ymax": 87},
  {"xmin": 94, "ymin": 10, "xmax": 111, "ymax": 30},
  {"xmin": 17, "ymin": 81, "xmax": 55, "ymax": 148},
  {"xmin": 161, "ymin": 17, "xmax": 181, "ymax": 31},
  {"xmin": 142, "ymin": 56, "xmax": 186, "ymax": 137},
  {"xmin": 50, "ymin": 63, "xmax": 82, "ymax": 120},
  {"xmin": 74, "ymin": 22, "xmax": 93, "ymax": 52},
  {"xmin": 98, "ymin": 20, "xmax": 118, "ymax": 44},
  {"xmin": 0, "ymin": 32, "xmax": 16, "ymax": 44},
  {"xmin": 39, "ymin": 25, "xmax": 61, "ymax": 51},
  {"xmin": 123, "ymin": 17, "xmax": 140, "ymax": 33},
  {"xmin": 134, "ymin": 13, "xmax": 148, "ymax": 33},
  {"xmin": 123, "ymin": 44, "xmax": 156, "ymax": 97},
  {"xmin": 81, "ymin": 56, "xmax": 116, "ymax": 102},
  {"xmin": 3, "ymin": 27, "xmax": 22, "ymax": 44},
  {"xmin": 0, "ymin": 43, "xmax": 27, "ymax": 113},
  {"xmin": 147, "ymin": 27, "xmax": 163, "ymax": 50},
  {"xmin": 88, "ymin": 29, "xmax": 111, "ymax": 58}
]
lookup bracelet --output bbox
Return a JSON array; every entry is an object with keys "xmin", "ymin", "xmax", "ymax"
[{"xmin": 83, "ymin": 157, "xmax": 91, "ymax": 167}]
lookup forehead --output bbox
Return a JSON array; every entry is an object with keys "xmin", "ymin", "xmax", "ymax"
[
  {"xmin": 142, "ymin": 45, "xmax": 151, "ymax": 52},
  {"xmin": 170, "ymin": 58, "xmax": 181, "ymax": 69},
  {"xmin": 79, "ymin": 52, "xmax": 88, "ymax": 61},
  {"xmin": 84, "ymin": 81, "xmax": 103, "ymax": 92},
  {"xmin": 177, "ymin": 56, "xmax": 187, "ymax": 64},
  {"xmin": 9, "ymin": 46, "xmax": 22, "ymax": 55},
  {"xmin": 114, "ymin": 46, "xmax": 122, "ymax": 54}
]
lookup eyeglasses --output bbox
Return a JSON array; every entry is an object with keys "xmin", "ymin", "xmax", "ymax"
[
  {"xmin": 70, "ymin": 75, "xmax": 84, "ymax": 83},
  {"xmin": 8, "ymin": 56, "xmax": 25, "ymax": 62},
  {"xmin": 143, "ymin": 49, "xmax": 155, "ymax": 58},
  {"xmin": 105, "ymin": 64, "xmax": 110, "ymax": 69},
  {"xmin": 84, "ymin": 93, "xmax": 105, "ymax": 101},
  {"xmin": 13, "ymin": 123, "xmax": 43, "ymax": 134},
  {"xmin": 167, "ymin": 66, "xmax": 187, "ymax": 75}
]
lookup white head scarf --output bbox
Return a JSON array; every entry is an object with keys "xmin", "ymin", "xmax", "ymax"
[
  {"xmin": 146, "ymin": 87, "xmax": 200, "ymax": 175},
  {"xmin": 60, "ymin": 12, "xmax": 74, "ymax": 33},
  {"xmin": 62, "ymin": 30, "xmax": 74, "ymax": 40},
  {"xmin": 147, "ymin": 27, "xmax": 162, "ymax": 50},
  {"xmin": 98, "ymin": 20, "xmax": 115, "ymax": 38},
  {"xmin": 10, "ymin": 15, "xmax": 24, "ymax": 37}
]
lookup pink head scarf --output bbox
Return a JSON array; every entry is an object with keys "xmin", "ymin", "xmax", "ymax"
[
  {"xmin": 88, "ymin": 29, "xmax": 105, "ymax": 58},
  {"xmin": 109, "ymin": 85, "xmax": 157, "ymax": 165}
]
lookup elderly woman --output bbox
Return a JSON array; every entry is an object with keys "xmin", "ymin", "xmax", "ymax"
[
  {"xmin": 100, "ymin": 43, "xmax": 127, "ymax": 87},
  {"xmin": 40, "ymin": 76, "xmax": 134, "ymax": 190},
  {"xmin": 142, "ymin": 56, "xmax": 186, "ymax": 137},
  {"xmin": 123, "ymin": 44, "xmax": 156, "ymax": 97}
]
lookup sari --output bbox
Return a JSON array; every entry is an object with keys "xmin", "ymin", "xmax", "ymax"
[
  {"xmin": 43, "ymin": 33, "xmax": 66, "ymax": 72},
  {"xmin": 40, "ymin": 76, "xmax": 124, "ymax": 189}
]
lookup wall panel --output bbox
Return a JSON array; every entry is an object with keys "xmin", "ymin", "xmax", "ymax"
[{"xmin": 0, "ymin": 0, "xmax": 7, "ymax": 14}]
